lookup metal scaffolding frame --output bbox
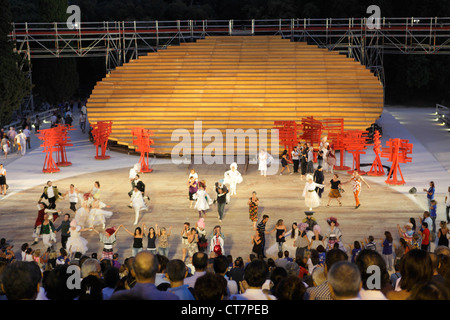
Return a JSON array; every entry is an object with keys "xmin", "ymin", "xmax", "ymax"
[{"xmin": 9, "ymin": 17, "xmax": 450, "ymax": 115}]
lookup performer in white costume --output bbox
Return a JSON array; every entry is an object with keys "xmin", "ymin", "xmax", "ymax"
[
  {"xmin": 130, "ymin": 185, "xmax": 148, "ymax": 225},
  {"xmin": 88, "ymin": 197, "xmax": 113, "ymax": 229},
  {"xmin": 74, "ymin": 193, "xmax": 91, "ymax": 228},
  {"xmin": 258, "ymin": 149, "xmax": 268, "ymax": 176},
  {"xmin": 223, "ymin": 162, "xmax": 243, "ymax": 200},
  {"xmin": 302, "ymin": 174, "xmax": 325, "ymax": 210},
  {"xmin": 66, "ymin": 220, "xmax": 89, "ymax": 255}
]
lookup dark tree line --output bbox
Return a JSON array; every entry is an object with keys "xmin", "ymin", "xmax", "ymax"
[{"xmin": 4, "ymin": 0, "xmax": 450, "ymax": 124}]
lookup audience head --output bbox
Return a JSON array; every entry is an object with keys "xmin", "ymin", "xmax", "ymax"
[
  {"xmin": 327, "ymin": 261, "xmax": 362, "ymax": 300},
  {"xmin": 192, "ymin": 252, "xmax": 208, "ymax": 272},
  {"xmin": 325, "ymin": 248, "xmax": 348, "ymax": 275},
  {"xmin": 81, "ymin": 258, "xmax": 101, "ymax": 279},
  {"xmin": 166, "ymin": 259, "xmax": 187, "ymax": 283},
  {"xmin": 275, "ymin": 275, "xmax": 306, "ymax": 300},
  {"xmin": 213, "ymin": 255, "xmax": 229, "ymax": 275},
  {"xmin": 194, "ymin": 273, "xmax": 227, "ymax": 300},
  {"xmin": 407, "ymin": 280, "xmax": 450, "ymax": 300},
  {"xmin": 244, "ymin": 259, "xmax": 269, "ymax": 288},
  {"xmin": 355, "ymin": 249, "xmax": 390, "ymax": 291},
  {"xmin": 1, "ymin": 261, "xmax": 41, "ymax": 300},
  {"xmin": 132, "ymin": 251, "xmax": 158, "ymax": 282},
  {"xmin": 78, "ymin": 275, "xmax": 103, "ymax": 300},
  {"xmin": 399, "ymin": 249, "xmax": 433, "ymax": 292}
]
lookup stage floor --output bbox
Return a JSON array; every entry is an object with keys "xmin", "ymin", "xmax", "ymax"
[{"xmin": 0, "ymin": 163, "xmax": 424, "ymax": 261}]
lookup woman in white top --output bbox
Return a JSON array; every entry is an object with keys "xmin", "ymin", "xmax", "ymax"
[
  {"xmin": 223, "ymin": 162, "xmax": 243, "ymax": 197},
  {"xmin": 63, "ymin": 184, "xmax": 79, "ymax": 212},
  {"xmin": 258, "ymin": 149, "xmax": 268, "ymax": 177},
  {"xmin": 90, "ymin": 181, "xmax": 101, "ymax": 200}
]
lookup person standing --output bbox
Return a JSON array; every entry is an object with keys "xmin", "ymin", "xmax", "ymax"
[
  {"xmin": 79, "ymin": 112, "xmax": 87, "ymax": 133},
  {"xmin": 34, "ymin": 115, "xmax": 41, "ymax": 133},
  {"xmin": 418, "ymin": 222, "xmax": 431, "ymax": 252},
  {"xmin": 327, "ymin": 174, "xmax": 343, "ymax": 207},
  {"xmin": 248, "ymin": 191, "xmax": 260, "ymax": 230},
  {"xmin": 0, "ymin": 164, "xmax": 6, "ymax": 196},
  {"xmin": 194, "ymin": 181, "xmax": 210, "ymax": 218},
  {"xmin": 23, "ymin": 125, "xmax": 31, "ymax": 149},
  {"xmin": 291, "ymin": 146, "xmax": 300, "ymax": 174},
  {"xmin": 279, "ymin": 150, "xmax": 292, "ymax": 175},
  {"xmin": 258, "ymin": 149, "xmax": 268, "ymax": 177},
  {"xmin": 381, "ymin": 231, "xmax": 394, "ymax": 271},
  {"xmin": 423, "ymin": 181, "xmax": 435, "ymax": 209},
  {"xmin": 130, "ymin": 186, "xmax": 148, "ymax": 225},
  {"xmin": 128, "ymin": 163, "xmax": 140, "ymax": 197},
  {"xmin": 1, "ymin": 136, "xmax": 9, "ymax": 159},
  {"xmin": 63, "ymin": 184, "xmax": 79, "ymax": 212},
  {"xmin": 344, "ymin": 169, "xmax": 371, "ymax": 209},
  {"xmin": 38, "ymin": 181, "xmax": 62, "ymax": 210},
  {"xmin": 39, "ymin": 213, "xmax": 57, "ymax": 250},
  {"xmin": 7, "ymin": 127, "xmax": 16, "ymax": 154},
  {"xmin": 181, "ymin": 222, "xmax": 191, "ymax": 262},
  {"xmin": 326, "ymin": 146, "xmax": 336, "ymax": 174},
  {"xmin": 188, "ymin": 176, "xmax": 198, "ymax": 208},
  {"xmin": 445, "ymin": 186, "xmax": 450, "ymax": 223},
  {"xmin": 437, "ymin": 221, "xmax": 449, "ymax": 247},
  {"xmin": 256, "ymin": 215, "xmax": 273, "ymax": 258},
  {"xmin": 306, "ymin": 144, "xmax": 314, "ymax": 174},
  {"xmin": 313, "ymin": 166, "xmax": 325, "ymax": 198},
  {"xmin": 302, "ymin": 174, "xmax": 325, "ymax": 211},
  {"xmin": 215, "ymin": 180, "xmax": 228, "ymax": 222},
  {"xmin": 56, "ymin": 213, "xmax": 71, "ymax": 250},
  {"xmin": 15, "ymin": 129, "xmax": 26, "ymax": 156}
]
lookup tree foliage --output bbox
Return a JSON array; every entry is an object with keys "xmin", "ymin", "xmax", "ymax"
[{"xmin": 0, "ymin": 0, "xmax": 32, "ymax": 126}]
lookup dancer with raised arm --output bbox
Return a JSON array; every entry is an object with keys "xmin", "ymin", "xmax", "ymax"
[
  {"xmin": 91, "ymin": 225, "xmax": 123, "ymax": 260},
  {"xmin": 223, "ymin": 162, "xmax": 243, "ymax": 198},
  {"xmin": 343, "ymin": 169, "xmax": 371, "ymax": 209},
  {"xmin": 302, "ymin": 174, "xmax": 325, "ymax": 211},
  {"xmin": 129, "ymin": 185, "xmax": 148, "ymax": 225},
  {"xmin": 66, "ymin": 220, "xmax": 90, "ymax": 255}
]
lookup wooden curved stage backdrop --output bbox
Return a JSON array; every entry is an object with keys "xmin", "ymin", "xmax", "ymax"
[{"xmin": 87, "ymin": 35, "xmax": 383, "ymax": 155}]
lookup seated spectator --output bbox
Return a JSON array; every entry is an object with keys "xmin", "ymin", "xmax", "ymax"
[
  {"xmin": 155, "ymin": 254, "xmax": 170, "ymax": 289},
  {"xmin": 166, "ymin": 259, "xmax": 195, "ymax": 300},
  {"xmin": 304, "ymin": 248, "xmax": 348, "ymax": 300},
  {"xmin": 311, "ymin": 266, "xmax": 326, "ymax": 287},
  {"xmin": 275, "ymin": 251, "xmax": 289, "ymax": 270},
  {"xmin": 81, "ymin": 258, "xmax": 102, "ymax": 279},
  {"xmin": 213, "ymin": 255, "xmax": 238, "ymax": 296},
  {"xmin": 327, "ymin": 261, "xmax": 362, "ymax": 300},
  {"xmin": 269, "ymin": 267, "xmax": 287, "ymax": 296},
  {"xmin": 407, "ymin": 280, "xmax": 450, "ymax": 300},
  {"xmin": 194, "ymin": 273, "xmax": 227, "ymax": 300},
  {"xmin": 230, "ymin": 259, "xmax": 276, "ymax": 300},
  {"xmin": 364, "ymin": 235, "xmax": 376, "ymax": 251},
  {"xmin": 43, "ymin": 264, "xmax": 79, "ymax": 300},
  {"xmin": 2, "ymin": 261, "xmax": 42, "ymax": 300},
  {"xmin": 110, "ymin": 251, "xmax": 178, "ymax": 300},
  {"xmin": 78, "ymin": 275, "xmax": 103, "ymax": 300},
  {"xmin": 275, "ymin": 275, "xmax": 306, "ymax": 300},
  {"xmin": 354, "ymin": 249, "xmax": 389, "ymax": 300},
  {"xmin": 102, "ymin": 267, "xmax": 120, "ymax": 300},
  {"xmin": 386, "ymin": 249, "xmax": 433, "ymax": 300},
  {"xmin": 184, "ymin": 252, "xmax": 208, "ymax": 289},
  {"xmin": 429, "ymin": 252, "xmax": 445, "ymax": 284}
]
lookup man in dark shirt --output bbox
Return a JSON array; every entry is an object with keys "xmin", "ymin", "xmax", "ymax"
[
  {"xmin": 215, "ymin": 180, "xmax": 228, "ymax": 222},
  {"xmin": 56, "ymin": 214, "xmax": 71, "ymax": 249},
  {"xmin": 256, "ymin": 215, "xmax": 272, "ymax": 258},
  {"xmin": 313, "ymin": 166, "xmax": 325, "ymax": 198}
]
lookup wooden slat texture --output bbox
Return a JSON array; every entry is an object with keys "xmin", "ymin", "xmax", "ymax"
[{"xmin": 87, "ymin": 35, "xmax": 383, "ymax": 154}]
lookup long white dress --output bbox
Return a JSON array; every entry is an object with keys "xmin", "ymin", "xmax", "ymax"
[
  {"xmin": 194, "ymin": 189, "xmax": 210, "ymax": 211},
  {"xmin": 302, "ymin": 181, "xmax": 325, "ymax": 210},
  {"xmin": 88, "ymin": 199, "xmax": 113, "ymax": 228},
  {"xmin": 130, "ymin": 189, "xmax": 147, "ymax": 224},
  {"xmin": 66, "ymin": 226, "xmax": 89, "ymax": 254},
  {"xmin": 258, "ymin": 151, "xmax": 268, "ymax": 175},
  {"xmin": 265, "ymin": 229, "xmax": 298, "ymax": 258}
]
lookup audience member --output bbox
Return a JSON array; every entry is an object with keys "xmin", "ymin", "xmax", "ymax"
[
  {"xmin": 166, "ymin": 259, "xmax": 195, "ymax": 300},
  {"xmin": 327, "ymin": 261, "xmax": 361, "ymax": 300}
]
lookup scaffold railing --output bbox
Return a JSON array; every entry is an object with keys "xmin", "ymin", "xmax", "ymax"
[{"xmin": 9, "ymin": 17, "xmax": 450, "ymax": 114}]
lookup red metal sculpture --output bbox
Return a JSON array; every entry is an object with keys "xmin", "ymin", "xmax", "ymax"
[
  {"xmin": 131, "ymin": 127, "xmax": 155, "ymax": 173},
  {"xmin": 91, "ymin": 120, "xmax": 113, "ymax": 160},
  {"xmin": 273, "ymin": 121, "xmax": 299, "ymax": 158},
  {"xmin": 342, "ymin": 130, "xmax": 369, "ymax": 175},
  {"xmin": 299, "ymin": 117, "xmax": 323, "ymax": 147},
  {"xmin": 37, "ymin": 128, "xmax": 61, "ymax": 173},
  {"xmin": 55, "ymin": 124, "xmax": 74, "ymax": 167},
  {"xmin": 381, "ymin": 138, "xmax": 413, "ymax": 185},
  {"xmin": 367, "ymin": 130, "xmax": 385, "ymax": 176}
]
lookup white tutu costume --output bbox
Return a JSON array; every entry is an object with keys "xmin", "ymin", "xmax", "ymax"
[
  {"xmin": 66, "ymin": 221, "xmax": 89, "ymax": 254},
  {"xmin": 265, "ymin": 229, "xmax": 298, "ymax": 258},
  {"xmin": 302, "ymin": 175, "xmax": 325, "ymax": 210},
  {"xmin": 194, "ymin": 189, "xmax": 211, "ymax": 212},
  {"xmin": 88, "ymin": 199, "xmax": 113, "ymax": 228},
  {"xmin": 223, "ymin": 162, "xmax": 243, "ymax": 197},
  {"xmin": 75, "ymin": 194, "xmax": 91, "ymax": 228}
]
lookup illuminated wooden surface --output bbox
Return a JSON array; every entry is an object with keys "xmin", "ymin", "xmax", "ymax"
[{"xmin": 87, "ymin": 36, "xmax": 383, "ymax": 154}]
